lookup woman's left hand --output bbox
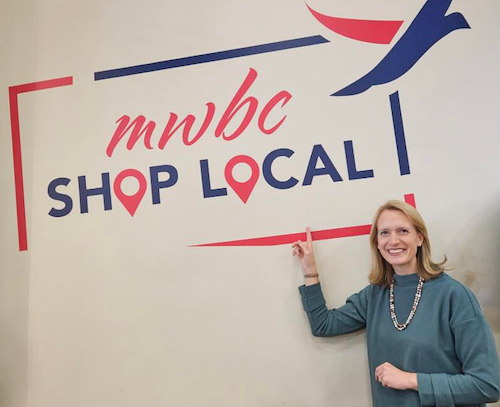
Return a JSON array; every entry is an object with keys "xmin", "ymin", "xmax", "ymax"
[{"xmin": 375, "ymin": 362, "xmax": 418, "ymax": 391}]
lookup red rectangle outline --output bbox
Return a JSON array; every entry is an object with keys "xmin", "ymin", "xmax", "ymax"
[{"xmin": 8, "ymin": 76, "xmax": 415, "ymax": 251}]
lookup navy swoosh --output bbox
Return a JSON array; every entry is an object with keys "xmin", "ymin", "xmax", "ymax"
[{"xmin": 333, "ymin": 0, "xmax": 470, "ymax": 96}]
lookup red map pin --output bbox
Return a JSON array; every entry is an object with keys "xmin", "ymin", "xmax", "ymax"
[
  {"xmin": 224, "ymin": 155, "xmax": 260, "ymax": 204},
  {"xmin": 113, "ymin": 169, "xmax": 147, "ymax": 216}
]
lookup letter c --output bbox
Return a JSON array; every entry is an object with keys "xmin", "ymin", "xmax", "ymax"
[{"xmin": 262, "ymin": 148, "xmax": 298, "ymax": 189}]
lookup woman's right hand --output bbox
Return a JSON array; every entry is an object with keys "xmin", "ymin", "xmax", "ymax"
[{"xmin": 292, "ymin": 227, "xmax": 319, "ymax": 285}]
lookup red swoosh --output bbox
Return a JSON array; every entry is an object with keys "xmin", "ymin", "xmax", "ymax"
[
  {"xmin": 191, "ymin": 225, "xmax": 371, "ymax": 247},
  {"xmin": 191, "ymin": 194, "xmax": 416, "ymax": 247},
  {"xmin": 307, "ymin": 5, "xmax": 403, "ymax": 45}
]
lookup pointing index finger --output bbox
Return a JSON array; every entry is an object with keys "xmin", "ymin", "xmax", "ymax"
[{"xmin": 306, "ymin": 227, "xmax": 312, "ymax": 243}]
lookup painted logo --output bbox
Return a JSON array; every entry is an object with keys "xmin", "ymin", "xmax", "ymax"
[
  {"xmin": 8, "ymin": 0, "xmax": 471, "ymax": 250},
  {"xmin": 307, "ymin": 0, "xmax": 470, "ymax": 96}
]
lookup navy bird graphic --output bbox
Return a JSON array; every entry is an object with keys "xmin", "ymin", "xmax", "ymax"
[{"xmin": 323, "ymin": 0, "xmax": 470, "ymax": 96}]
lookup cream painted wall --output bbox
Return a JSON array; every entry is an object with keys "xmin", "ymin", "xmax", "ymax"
[{"xmin": 1, "ymin": 1, "xmax": 500, "ymax": 406}]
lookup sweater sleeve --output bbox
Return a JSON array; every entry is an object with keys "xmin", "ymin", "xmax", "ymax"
[
  {"xmin": 298, "ymin": 283, "xmax": 369, "ymax": 337},
  {"xmin": 417, "ymin": 316, "xmax": 500, "ymax": 406}
]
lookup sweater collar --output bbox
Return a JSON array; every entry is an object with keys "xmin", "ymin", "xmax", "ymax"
[{"xmin": 393, "ymin": 272, "xmax": 420, "ymax": 287}]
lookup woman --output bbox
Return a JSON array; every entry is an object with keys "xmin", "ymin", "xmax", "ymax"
[{"xmin": 293, "ymin": 200, "xmax": 500, "ymax": 406}]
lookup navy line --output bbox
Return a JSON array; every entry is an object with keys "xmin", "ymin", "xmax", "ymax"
[
  {"xmin": 389, "ymin": 91, "xmax": 411, "ymax": 176},
  {"xmin": 94, "ymin": 35, "xmax": 329, "ymax": 81}
]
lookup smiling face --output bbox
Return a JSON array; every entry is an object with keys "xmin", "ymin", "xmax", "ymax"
[{"xmin": 376, "ymin": 209, "xmax": 423, "ymax": 275}]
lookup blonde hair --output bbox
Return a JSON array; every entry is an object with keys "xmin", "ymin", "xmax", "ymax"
[{"xmin": 368, "ymin": 200, "xmax": 446, "ymax": 287}]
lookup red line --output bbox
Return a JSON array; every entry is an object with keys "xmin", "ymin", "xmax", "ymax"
[
  {"xmin": 9, "ymin": 88, "xmax": 26, "ymax": 251},
  {"xmin": 191, "ymin": 225, "xmax": 372, "ymax": 247},
  {"xmin": 10, "ymin": 77, "xmax": 73, "ymax": 94},
  {"xmin": 404, "ymin": 193, "xmax": 416, "ymax": 208},
  {"xmin": 193, "ymin": 193, "xmax": 417, "ymax": 247},
  {"xmin": 9, "ymin": 76, "xmax": 73, "ymax": 251}
]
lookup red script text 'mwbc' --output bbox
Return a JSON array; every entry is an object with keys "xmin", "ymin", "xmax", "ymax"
[{"xmin": 106, "ymin": 68, "xmax": 292, "ymax": 157}]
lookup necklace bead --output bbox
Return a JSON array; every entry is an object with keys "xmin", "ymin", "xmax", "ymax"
[{"xmin": 389, "ymin": 276, "xmax": 424, "ymax": 331}]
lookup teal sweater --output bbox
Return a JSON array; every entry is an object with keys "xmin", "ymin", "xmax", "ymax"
[{"xmin": 299, "ymin": 273, "xmax": 500, "ymax": 406}]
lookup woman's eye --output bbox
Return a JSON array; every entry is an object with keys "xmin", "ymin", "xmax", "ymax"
[
  {"xmin": 380, "ymin": 231, "xmax": 388, "ymax": 236},
  {"xmin": 400, "ymin": 229, "xmax": 409, "ymax": 234}
]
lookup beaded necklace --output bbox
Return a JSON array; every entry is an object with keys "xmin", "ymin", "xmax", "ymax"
[{"xmin": 389, "ymin": 275, "xmax": 424, "ymax": 331}]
